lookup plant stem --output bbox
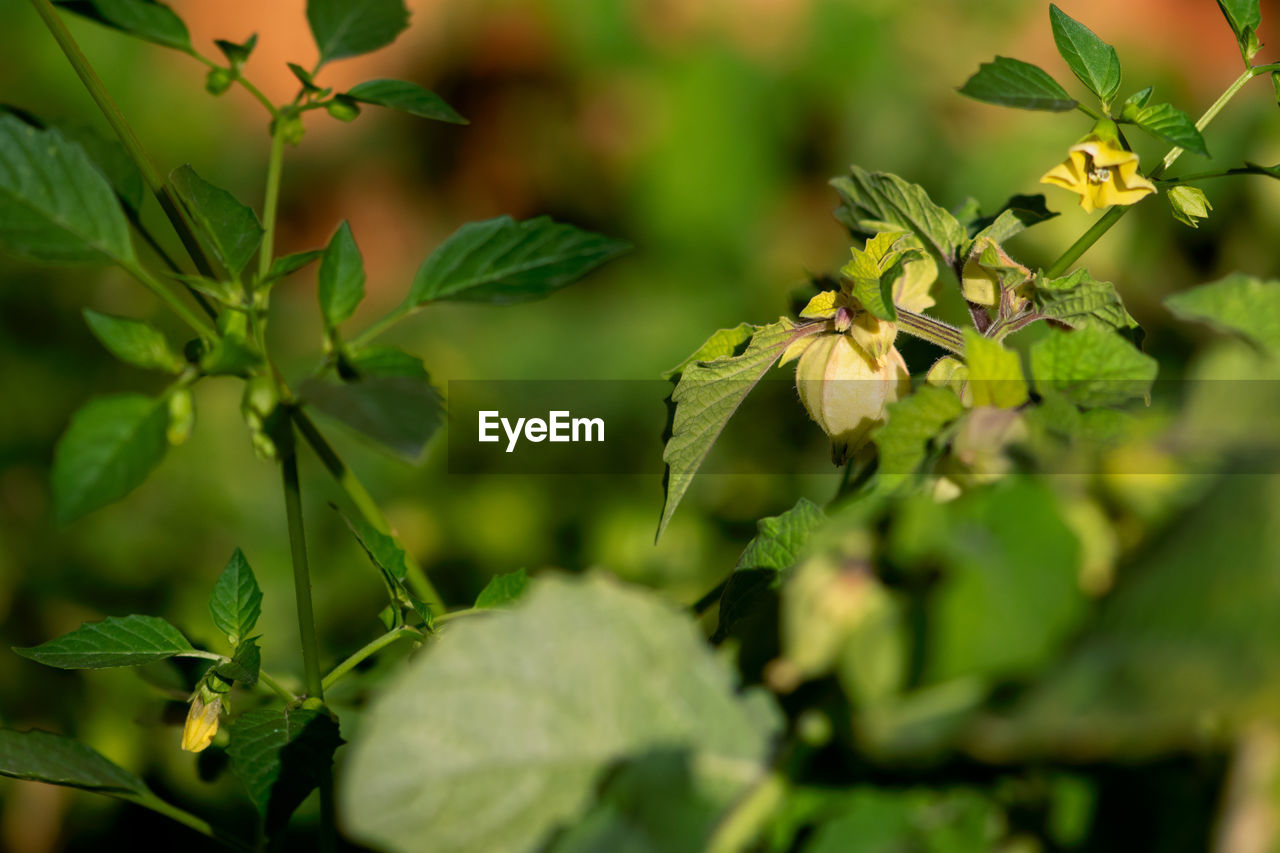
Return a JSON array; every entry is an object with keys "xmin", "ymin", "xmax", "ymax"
[
  {"xmin": 280, "ymin": 427, "xmax": 324, "ymax": 705},
  {"xmin": 351, "ymin": 304, "xmax": 412, "ymax": 349},
  {"xmin": 321, "ymin": 625, "xmax": 422, "ymax": 691},
  {"xmin": 895, "ymin": 308, "xmax": 965, "ymax": 354},
  {"xmin": 122, "ymin": 262, "xmax": 218, "ymax": 339},
  {"xmin": 291, "ymin": 409, "xmax": 446, "ymax": 611},
  {"xmin": 128, "ymin": 793, "xmax": 252, "ymax": 852},
  {"xmin": 1043, "ymin": 205, "xmax": 1125, "ymax": 278},
  {"xmin": 258, "ymin": 128, "xmax": 287, "ymax": 281}
]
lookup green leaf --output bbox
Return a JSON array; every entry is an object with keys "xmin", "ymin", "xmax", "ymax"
[
  {"xmin": 1049, "ymin": 4, "xmax": 1122, "ymax": 105},
  {"xmin": 1028, "ymin": 269, "xmax": 1138, "ymax": 333},
  {"xmin": 661, "ymin": 322, "xmax": 756, "ymax": 380},
  {"xmin": 307, "ymin": 0, "xmax": 410, "ymax": 66},
  {"xmin": 228, "ymin": 708, "xmax": 343, "ymax": 834},
  {"xmin": 58, "ymin": 124, "xmax": 146, "ymax": 217},
  {"xmin": 82, "ymin": 309, "xmax": 184, "ymax": 374},
  {"xmin": 0, "ymin": 115, "xmax": 134, "ymax": 265},
  {"xmin": 300, "ymin": 349, "xmax": 444, "ymax": 460},
  {"xmin": 209, "ymin": 548, "xmax": 263, "ymax": 646},
  {"xmin": 14, "ymin": 614, "xmax": 192, "ymax": 669},
  {"xmin": 214, "ymin": 638, "xmax": 261, "ymax": 688},
  {"xmin": 0, "ymin": 728, "xmax": 146, "ymax": 793},
  {"xmin": 957, "ymin": 57, "xmax": 1077, "ymax": 112},
  {"xmin": 831, "ymin": 166, "xmax": 966, "ymax": 267},
  {"xmin": 169, "ymin": 164, "xmax": 264, "ymax": 277},
  {"xmin": 1121, "ymin": 102, "xmax": 1208, "ymax": 157},
  {"xmin": 1166, "ymin": 185, "xmax": 1213, "ymax": 228},
  {"xmin": 340, "ymin": 510, "xmax": 432, "ymax": 626},
  {"xmin": 963, "ymin": 331, "xmax": 1028, "ymax": 409},
  {"xmin": 969, "ymin": 194, "xmax": 1058, "ymax": 245},
  {"xmin": 873, "ymin": 385, "xmax": 965, "ymax": 475},
  {"xmin": 54, "ymin": 0, "xmax": 192, "ymax": 52},
  {"xmin": 317, "ymin": 221, "xmax": 366, "ymax": 329},
  {"xmin": 1030, "ymin": 327, "xmax": 1157, "ymax": 408},
  {"xmin": 474, "ymin": 568, "xmax": 530, "ymax": 610},
  {"xmin": 260, "ymin": 249, "xmax": 324, "ymax": 288},
  {"xmin": 717, "ymin": 498, "xmax": 825, "ymax": 639},
  {"xmin": 659, "ymin": 320, "xmax": 806, "ymax": 540},
  {"xmin": 1216, "ymin": 0, "xmax": 1262, "ymax": 64},
  {"xmin": 51, "ymin": 394, "xmax": 169, "ymax": 524},
  {"xmin": 286, "ymin": 63, "xmax": 323, "ymax": 94},
  {"xmin": 343, "ymin": 79, "xmax": 467, "ymax": 124},
  {"xmin": 341, "ymin": 575, "xmax": 779, "ymax": 853},
  {"xmin": 841, "ymin": 232, "xmax": 919, "ymax": 322},
  {"xmin": 215, "ymin": 33, "xmax": 258, "ymax": 66},
  {"xmin": 408, "ymin": 215, "xmax": 630, "ymax": 305},
  {"xmin": 1165, "ymin": 274, "xmax": 1280, "ymax": 353}
]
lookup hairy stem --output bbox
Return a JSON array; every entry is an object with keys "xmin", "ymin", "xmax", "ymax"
[
  {"xmin": 322, "ymin": 625, "xmax": 422, "ymax": 691},
  {"xmin": 895, "ymin": 308, "xmax": 965, "ymax": 355}
]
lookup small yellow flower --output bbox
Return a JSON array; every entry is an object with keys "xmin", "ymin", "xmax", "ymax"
[
  {"xmin": 181, "ymin": 691, "xmax": 222, "ymax": 753},
  {"xmin": 1041, "ymin": 121, "xmax": 1155, "ymax": 214}
]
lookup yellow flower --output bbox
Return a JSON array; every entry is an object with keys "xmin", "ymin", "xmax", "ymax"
[
  {"xmin": 1041, "ymin": 122, "xmax": 1155, "ymax": 214},
  {"xmin": 181, "ymin": 691, "xmax": 222, "ymax": 753}
]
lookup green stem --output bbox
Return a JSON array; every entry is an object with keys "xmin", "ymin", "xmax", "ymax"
[
  {"xmin": 122, "ymin": 262, "xmax": 218, "ymax": 339},
  {"xmin": 128, "ymin": 793, "xmax": 253, "ymax": 852},
  {"xmin": 256, "ymin": 669, "xmax": 299, "ymax": 704},
  {"xmin": 351, "ymin": 304, "xmax": 413, "ymax": 349},
  {"xmin": 190, "ymin": 52, "xmax": 278, "ymax": 117},
  {"xmin": 1043, "ymin": 205, "xmax": 1125, "ymax": 278},
  {"xmin": 291, "ymin": 409, "xmax": 446, "ymax": 611},
  {"xmin": 895, "ymin": 308, "xmax": 965, "ymax": 354},
  {"xmin": 321, "ymin": 626, "xmax": 422, "ymax": 691},
  {"xmin": 258, "ymin": 129, "xmax": 287, "ymax": 281},
  {"xmin": 706, "ymin": 768, "xmax": 788, "ymax": 853},
  {"xmin": 280, "ymin": 426, "xmax": 324, "ymax": 704}
]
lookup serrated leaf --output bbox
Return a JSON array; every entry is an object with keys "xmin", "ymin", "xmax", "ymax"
[
  {"xmin": 228, "ymin": 708, "xmax": 343, "ymax": 834},
  {"xmin": 343, "ymin": 79, "xmax": 467, "ymax": 124},
  {"xmin": 831, "ymin": 166, "xmax": 966, "ymax": 267},
  {"xmin": 51, "ymin": 394, "xmax": 169, "ymax": 524},
  {"xmin": 873, "ymin": 386, "xmax": 965, "ymax": 475},
  {"xmin": 170, "ymin": 164, "xmax": 263, "ymax": 277},
  {"xmin": 215, "ymin": 638, "xmax": 260, "ymax": 688},
  {"xmin": 841, "ymin": 232, "xmax": 918, "ymax": 322},
  {"xmin": 964, "ymin": 331, "xmax": 1028, "ymax": 409},
  {"xmin": 1165, "ymin": 274, "xmax": 1280, "ymax": 353},
  {"xmin": 341, "ymin": 575, "xmax": 779, "ymax": 853},
  {"xmin": 0, "ymin": 728, "xmax": 146, "ymax": 793},
  {"xmin": 1030, "ymin": 327, "xmax": 1157, "ymax": 408},
  {"xmin": 659, "ymin": 320, "xmax": 808, "ymax": 540},
  {"xmin": 662, "ymin": 323, "xmax": 756, "ymax": 380},
  {"xmin": 0, "ymin": 115, "xmax": 134, "ymax": 265},
  {"xmin": 209, "ymin": 548, "xmax": 263, "ymax": 645},
  {"xmin": 54, "ymin": 0, "xmax": 192, "ymax": 52},
  {"xmin": 1028, "ymin": 269, "xmax": 1137, "ymax": 334},
  {"xmin": 1049, "ymin": 4, "xmax": 1122, "ymax": 105},
  {"xmin": 408, "ymin": 215, "xmax": 630, "ymax": 306},
  {"xmin": 958, "ymin": 57, "xmax": 1077, "ymax": 112},
  {"xmin": 14, "ymin": 614, "xmax": 192, "ymax": 669},
  {"xmin": 1216, "ymin": 0, "xmax": 1262, "ymax": 63},
  {"xmin": 307, "ymin": 0, "xmax": 410, "ymax": 66},
  {"xmin": 82, "ymin": 309, "xmax": 184, "ymax": 374},
  {"xmin": 474, "ymin": 568, "xmax": 529, "ymax": 609},
  {"xmin": 1122, "ymin": 102, "xmax": 1208, "ymax": 157},
  {"xmin": 260, "ymin": 249, "xmax": 324, "ymax": 288},
  {"xmin": 318, "ymin": 221, "xmax": 365, "ymax": 329}
]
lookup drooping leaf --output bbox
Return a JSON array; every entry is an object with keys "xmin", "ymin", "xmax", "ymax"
[
  {"xmin": 307, "ymin": 0, "xmax": 410, "ymax": 66},
  {"xmin": 228, "ymin": 708, "xmax": 344, "ymax": 834},
  {"xmin": 659, "ymin": 320, "xmax": 811, "ymax": 540},
  {"xmin": 474, "ymin": 569, "xmax": 530, "ymax": 610},
  {"xmin": 209, "ymin": 548, "xmax": 263, "ymax": 646},
  {"xmin": 957, "ymin": 57, "xmax": 1077, "ymax": 112},
  {"xmin": 831, "ymin": 166, "xmax": 966, "ymax": 267},
  {"xmin": 1165, "ymin": 274, "xmax": 1280, "ymax": 353},
  {"xmin": 1030, "ymin": 327, "xmax": 1157, "ymax": 408},
  {"xmin": 14, "ymin": 615, "xmax": 192, "ymax": 669},
  {"xmin": 1049, "ymin": 4, "xmax": 1122, "ymax": 105},
  {"xmin": 963, "ymin": 331, "xmax": 1028, "ymax": 409},
  {"xmin": 1028, "ymin": 269, "xmax": 1138, "ymax": 333},
  {"xmin": 1121, "ymin": 102, "xmax": 1208, "ymax": 157},
  {"xmin": 169, "ymin": 164, "xmax": 264, "ymax": 277},
  {"xmin": 0, "ymin": 728, "xmax": 146, "ymax": 793},
  {"xmin": 82, "ymin": 309, "xmax": 184, "ymax": 374},
  {"xmin": 408, "ymin": 215, "xmax": 630, "ymax": 305},
  {"xmin": 873, "ymin": 385, "xmax": 965, "ymax": 476},
  {"xmin": 317, "ymin": 221, "xmax": 366, "ymax": 329},
  {"xmin": 0, "ymin": 115, "xmax": 134, "ymax": 265},
  {"xmin": 51, "ymin": 394, "xmax": 169, "ymax": 524},
  {"xmin": 343, "ymin": 80, "xmax": 467, "ymax": 124},
  {"xmin": 1216, "ymin": 0, "xmax": 1262, "ymax": 64},
  {"xmin": 341, "ymin": 575, "xmax": 779, "ymax": 853},
  {"xmin": 54, "ymin": 0, "xmax": 192, "ymax": 52}
]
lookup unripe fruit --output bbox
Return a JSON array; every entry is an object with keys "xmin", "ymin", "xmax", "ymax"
[
  {"xmin": 205, "ymin": 67, "xmax": 234, "ymax": 96},
  {"xmin": 326, "ymin": 97, "xmax": 361, "ymax": 122},
  {"xmin": 795, "ymin": 334, "xmax": 910, "ymax": 464},
  {"xmin": 166, "ymin": 388, "xmax": 194, "ymax": 446}
]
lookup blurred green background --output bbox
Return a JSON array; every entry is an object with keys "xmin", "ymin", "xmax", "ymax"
[{"xmin": 2, "ymin": 0, "xmax": 1280, "ymax": 849}]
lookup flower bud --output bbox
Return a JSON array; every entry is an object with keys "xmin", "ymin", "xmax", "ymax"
[
  {"xmin": 326, "ymin": 97, "xmax": 361, "ymax": 122},
  {"xmin": 1167, "ymin": 185, "xmax": 1212, "ymax": 229},
  {"xmin": 181, "ymin": 689, "xmax": 222, "ymax": 753},
  {"xmin": 272, "ymin": 113, "xmax": 305, "ymax": 146},
  {"xmin": 795, "ymin": 334, "xmax": 910, "ymax": 464},
  {"xmin": 166, "ymin": 388, "xmax": 195, "ymax": 446},
  {"xmin": 205, "ymin": 68, "xmax": 234, "ymax": 96}
]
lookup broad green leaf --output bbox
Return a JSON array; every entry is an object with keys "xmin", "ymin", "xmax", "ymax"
[
  {"xmin": 0, "ymin": 728, "xmax": 146, "ymax": 793},
  {"xmin": 958, "ymin": 57, "xmax": 1077, "ymax": 112},
  {"xmin": 717, "ymin": 498, "xmax": 825, "ymax": 639},
  {"xmin": 659, "ymin": 320, "xmax": 808, "ymax": 540},
  {"xmin": 1030, "ymin": 327, "xmax": 1157, "ymax": 408},
  {"xmin": 58, "ymin": 124, "xmax": 146, "ymax": 216},
  {"xmin": 474, "ymin": 569, "xmax": 530, "ymax": 610},
  {"xmin": 873, "ymin": 385, "xmax": 965, "ymax": 475},
  {"xmin": 307, "ymin": 0, "xmax": 410, "ymax": 66},
  {"xmin": 661, "ymin": 323, "xmax": 756, "ymax": 380},
  {"xmin": 343, "ymin": 80, "xmax": 467, "ymax": 124},
  {"xmin": 1165, "ymin": 274, "xmax": 1280, "ymax": 353},
  {"xmin": 14, "ymin": 614, "xmax": 192, "ymax": 669},
  {"xmin": 1216, "ymin": 0, "xmax": 1262, "ymax": 64},
  {"xmin": 170, "ymin": 164, "xmax": 263, "ymax": 277},
  {"xmin": 969, "ymin": 194, "xmax": 1058, "ymax": 245},
  {"xmin": 0, "ymin": 115, "xmax": 134, "ymax": 264},
  {"xmin": 341, "ymin": 575, "xmax": 779, "ymax": 853},
  {"xmin": 260, "ymin": 249, "xmax": 324, "ymax": 288},
  {"xmin": 1049, "ymin": 4, "xmax": 1122, "ymax": 105},
  {"xmin": 1028, "ymin": 269, "xmax": 1137, "ymax": 333},
  {"xmin": 54, "ymin": 0, "xmax": 192, "ymax": 52},
  {"xmin": 300, "ymin": 349, "xmax": 444, "ymax": 460},
  {"xmin": 831, "ymin": 166, "xmax": 966, "ymax": 267},
  {"xmin": 964, "ymin": 331, "xmax": 1028, "ymax": 409},
  {"xmin": 228, "ymin": 708, "xmax": 343, "ymax": 834},
  {"xmin": 1121, "ymin": 102, "xmax": 1208, "ymax": 157},
  {"xmin": 318, "ymin": 221, "xmax": 365, "ymax": 329},
  {"xmin": 82, "ymin": 309, "xmax": 184, "ymax": 374},
  {"xmin": 51, "ymin": 394, "xmax": 169, "ymax": 524},
  {"xmin": 214, "ymin": 638, "xmax": 261, "ymax": 688},
  {"xmin": 841, "ymin": 232, "xmax": 918, "ymax": 322},
  {"xmin": 209, "ymin": 548, "xmax": 263, "ymax": 646},
  {"xmin": 340, "ymin": 510, "xmax": 432, "ymax": 626},
  {"xmin": 408, "ymin": 215, "xmax": 630, "ymax": 305},
  {"xmin": 341, "ymin": 346, "xmax": 429, "ymax": 379}
]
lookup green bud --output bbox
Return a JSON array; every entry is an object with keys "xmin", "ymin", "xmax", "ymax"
[
  {"xmin": 795, "ymin": 334, "xmax": 910, "ymax": 465},
  {"xmin": 205, "ymin": 67, "xmax": 234, "ymax": 96},
  {"xmin": 273, "ymin": 113, "xmax": 305, "ymax": 146},
  {"xmin": 241, "ymin": 377, "xmax": 281, "ymax": 461},
  {"xmin": 326, "ymin": 97, "xmax": 361, "ymax": 122},
  {"xmin": 1167, "ymin": 185, "xmax": 1212, "ymax": 229},
  {"xmin": 166, "ymin": 388, "xmax": 195, "ymax": 446}
]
